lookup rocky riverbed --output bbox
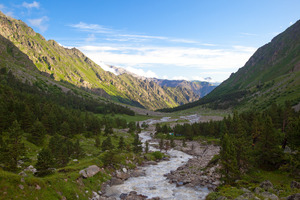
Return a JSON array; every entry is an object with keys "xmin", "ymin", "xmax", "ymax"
[{"xmin": 165, "ymin": 140, "xmax": 221, "ymax": 191}]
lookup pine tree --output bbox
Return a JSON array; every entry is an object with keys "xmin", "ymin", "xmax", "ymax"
[
  {"xmin": 136, "ymin": 122, "xmax": 141, "ymax": 133},
  {"xmin": 220, "ymin": 133, "xmax": 239, "ymax": 184},
  {"xmin": 35, "ymin": 148, "xmax": 54, "ymax": 176},
  {"xmin": 102, "ymin": 136, "xmax": 114, "ymax": 151},
  {"xmin": 118, "ymin": 136, "xmax": 125, "ymax": 150},
  {"xmin": 145, "ymin": 141, "xmax": 149, "ymax": 153},
  {"xmin": 95, "ymin": 137, "xmax": 101, "ymax": 148},
  {"xmin": 2, "ymin": 121, "xmax": 25, "ymax": 171},
  {"xmin": 132, "ymin": 134, "xmax": 142, "ymax": 153},
  {"xmin": 28, "ymin": 119, "xmax": 46, "ymax": 146},
  {"xmin": 104, "ymin": 124, "xmax": 113, "ymax": 136},
  {"xmin": 255, "ymin": 116, "xmax": 283, "ymax": 170},
  {"xmin": 72, "ymin": 139, "xmax": 84, "ymax": 158}
]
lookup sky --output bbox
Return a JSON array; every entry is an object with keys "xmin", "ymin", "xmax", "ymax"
[{"xmin": 1, "ymin": 1, "xmax": 300, "ymax": 82}]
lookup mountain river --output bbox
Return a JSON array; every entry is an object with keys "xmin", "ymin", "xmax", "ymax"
[{"xmin": 105, "ymin": 116, "xmax": 209, "ymax": 200}]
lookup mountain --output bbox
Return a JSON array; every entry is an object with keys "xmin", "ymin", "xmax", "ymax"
[
  {"xmin": 159, "ymin": 20, "xmax": 300, "ymax": 112},
  {"xmin": 105, "ymin": 65, "xmax": 217, "ymax": 98},
  {"xmin": 149, "ymin": 79, "xmax": 217, "ymax": 98},
  {"xmin": 0, "ymin": 12, "xmax": 199, "ymax": 110}
]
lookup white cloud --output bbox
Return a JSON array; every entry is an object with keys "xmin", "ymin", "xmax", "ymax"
[
  {"xmin": 28, "ymin": 16, "xmax": 49, "ymax": 32},
  {"xmin": 124, "ymin": 66, "xmax": 158, "ymax": 78},
  {"xmin": 70, "ymin": 21, "xmax": 203, "ymax": 44},
  {"xmin": 289, "ymin": 21, "xmax": 293, "ymax": 25},
  {"xmin": 0, "ymin": 4, "xmax": 4, "ymax": 10},
  {"xmin": 80, "ymin": 45, "xmax": 256, "ymax": 70},
  {"xmin": 22, "ymin": 1, "xmax": 40, "ymax": 9},
  {"xmin": 70, "ymin": 22, "xmax": 112, "ymax": 33},
  {"xmin": 162, "ymin": 75, "xmax": 169, "ymax": 79}
]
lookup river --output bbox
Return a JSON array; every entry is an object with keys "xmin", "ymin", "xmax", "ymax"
[{"xmin": 105, "ymin": 115, "xmax": 209, "ymax": 200}]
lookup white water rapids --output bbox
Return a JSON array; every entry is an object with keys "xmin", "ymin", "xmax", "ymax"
[{"xmin": 105, "ymin": 115, "xmax": 209, "ymax": 200}]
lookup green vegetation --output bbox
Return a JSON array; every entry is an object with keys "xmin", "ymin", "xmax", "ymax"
[{"xmin": 0, "ymin": 68, "xmax": 154, "ymax": 199}]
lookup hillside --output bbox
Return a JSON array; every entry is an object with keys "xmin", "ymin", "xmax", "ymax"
[
  {"xmin": 0, "ymin": 11, "xmax": 199, "ymax": 110},
  {"xmin": 159, "ymin": 20, "xmax": 300, "ymax": 112}
]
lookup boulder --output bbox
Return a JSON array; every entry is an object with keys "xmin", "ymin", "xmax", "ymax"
[
  {"xmin": 291, "ymin": 181, "xmax": 300, "ymax": 189},
  {"xmin": 24, "ymin": 165, "xmax": 37, "ymax": 173},
  {"xmin": 123, "ymin": 191, "xmax": 147, "ymax": 200},
  {"xmin": 19, "ymin": 184, "xmax": 24, "ymax": 190},
  {"xmin": 116, "ymin": 171, "xmax": 130, "ymax": 180},
  {"xmin": 110, "ymin": 177, "xmax": 124, "ymax": 185},
  {"xmin": 130, "ymin": 169, "xmax": 146, "ymax": 177},
  {"xmin": 216, "ymin": 196, "xmax": 227, "ymax": 200},
  {"xmin": 260, "ymin": 180, "xmax": 273, "ymax": 191},
  {"xmin": 234, "ymin": 192, "xmax": 255, "ymax": 200},
  {"xmin": 287, "ymin": 193, "xmax": 300, "ymax": 200},
  {"xmin": 260, "ymin": 192, "xmax": 278, "ymax": 200},
  {"xmin": 79, "ymin": 165, "xmax": 100, "ymax": 178}
]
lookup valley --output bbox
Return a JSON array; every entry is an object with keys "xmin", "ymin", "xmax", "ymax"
[{"xmin": 0, "ymin": 2, "xmax": 300, "ymax": 200}]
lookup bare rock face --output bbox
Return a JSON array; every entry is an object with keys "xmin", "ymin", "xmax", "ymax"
[{"xmin": 79, "ymin": 165, "xmax": 101, "ymax": 178}]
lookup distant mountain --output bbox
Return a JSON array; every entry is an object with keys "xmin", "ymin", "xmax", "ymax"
[
  {"xmin": 159, "ymin": 20, "xmax": 300, "ymax": 112},
  {"xmin": 0, "ymin": 12, "xmax": 200, "ymax": 110},
  {"xmin": 104, "ymin": 65, "xmax": 217, "ymax": 98}
]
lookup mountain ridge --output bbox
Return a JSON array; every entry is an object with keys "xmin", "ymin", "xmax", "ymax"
[{"xmin": 0, "ymin": 11, "xmax": 203, "ymax": 110}]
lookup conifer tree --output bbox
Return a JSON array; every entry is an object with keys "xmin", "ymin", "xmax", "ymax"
[
  {"xmin": 118, "ymin": 136, "xmax": 125, "ymax": 150},
  {"xmin": 35, "ymin": 148, "xmax": 54, "ymax": 176},
  {"xmin": 28, "ymin": 119, "xmax": 46, "ymax": 146},
  {"xmin": 2, "ymin": 121, "xmax": 25, "ymax": 171},
  {"xmin": 72, "ymin": 139, "xmax": 84, "ymax": 158},
  {"xmin": 255, "ymin": 116, "xmax": 283, "ymax": 170},
  {"xmin": 102, "ymin": 136, "xmax": 114, "ymax": 151},
  {"xmin": 220, "ymin": 133, "xmax": 239, "ymax": 184},
  {"xmin": 145, "ymin": 141, "xmax": 149, "ymax": 153},
  {"xmin": 95, "ymin": 137, "xmax": 101, "ymax": 148},
  {"xmin": 132, "ymin": 134, "xmax": 142, "ymax": 153}
]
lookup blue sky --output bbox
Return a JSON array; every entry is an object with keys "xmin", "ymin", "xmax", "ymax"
[{"xmin": 1, "ymin": 1, "xmax": 300, "ymax": 82}]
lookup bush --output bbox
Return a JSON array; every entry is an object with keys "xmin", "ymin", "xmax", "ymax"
[{"xmin": 151, "ymin": 151, "xmax": 164, "ymax": 160}]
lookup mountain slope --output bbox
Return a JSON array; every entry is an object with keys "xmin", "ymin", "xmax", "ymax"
[
  {"xmin": 150, "ymin": 79, "xmax": 217, "ymax": 98},
  {"xmin": 0, "ymin": 12, "xmax": 200, "ymax": 110},
  {"xmin": 159, "ymin": 20, "xmax": 300, "ymax": 112}
]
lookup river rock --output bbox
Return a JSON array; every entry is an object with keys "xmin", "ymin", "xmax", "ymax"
[
  {"xmin": 110, "ymin": 177, "xmax": 124, "ymax": 185},
  {"xmin": 260, "ymin": 192, "xmax": 278, "ymax": 200},
  {"xmin": 287, "ymin": 193, "xmax": 300, "ymax": 200},
  {"xmin": 116, "ymin": 171, "xmax": 130, "ymax": 180},
  {"xmin": 130, "ymin": 169, "xmax": 146, "ymax": 177},
  {"xmin": 260, "ymin": 180, "xmax": 273, "ymax": 191},
  {"xmin": 79, "ymin": 165, "xmax": 101, "ymax": 178},
  {"xmin": 123, "ymin": 191, "xmax": 147, "ymax": 200},
  {"xmin": 291, "ymin": 181, "xmax": 300, "ymax": 189}
]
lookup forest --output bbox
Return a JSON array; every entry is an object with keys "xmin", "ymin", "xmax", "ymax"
[
  {"xmin": 0, "ymin": 67, "xmax": 140, "ymax": 176},
  {"xmin": 155, "ymin": 102, "xmax": 300, "ymax": 184}
]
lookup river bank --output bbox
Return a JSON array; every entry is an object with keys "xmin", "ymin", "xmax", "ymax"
[{"xmin": 95, "ymin": 115, "xmax": 221, "ymax": 200}]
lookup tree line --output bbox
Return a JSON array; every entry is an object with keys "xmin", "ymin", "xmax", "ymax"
[
  {"xmin": 155, "ymin": 102, "xmax": 300, "ymax": 183},
  {"xmin": 0, "ymin": 68, "xmax": 136, "ymax": 174}
]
